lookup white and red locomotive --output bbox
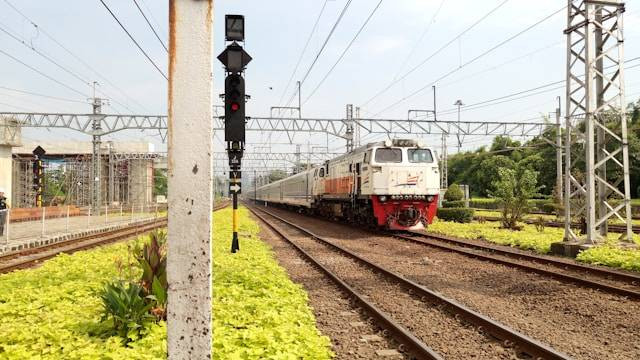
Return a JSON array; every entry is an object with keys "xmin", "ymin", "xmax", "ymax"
[{"xmin": 252, "ymin": 139, "xmax": 440, "ymax": 230}]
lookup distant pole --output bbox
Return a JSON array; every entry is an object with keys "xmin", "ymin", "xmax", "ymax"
[
  {"xmin": 166, "ymin": 0, "xmax": 214, "ymax": 357},
  {"xmin": 91, "ymin": 89, "xmax": 103, "ymax": 215},
  {"xmin": 297, "ymin": 80, "xmax": 302, "ymax": 119},
  {"xmin": 555, "ymin": 96, "xmax": 563, "ymax": 203},
  {"xmin": 454, "ymin": 99, "xmax": 464, "ymax": 153}
]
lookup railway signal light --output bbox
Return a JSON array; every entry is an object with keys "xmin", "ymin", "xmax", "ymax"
[{"xmin": 224, "ymin": 74, "xmax": 245, "ymax": 142}]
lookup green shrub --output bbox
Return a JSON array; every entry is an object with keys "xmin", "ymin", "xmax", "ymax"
[
  {"xmin": 470, "ymin": 199, "xmax": 500, "ymax": 209},
  {"xmin": 444, "ymin": 184, "xmax": 464, "ymax": 201},
  {"xmin": 134, "ymin": 230, "xmax": 167, "ymax": 320},
  {"xmin": 436, "ymin": 208, "xmax": 474, "ymax": 223},
  {"xmin": 491, "ymin": 165, "xmax": 539, "ymax": 230},
  {"xmin": 443, "ymin": 200, "xmax": 466, "ymax": 208},
  {"xmin": 100, "ymin": 281, "xmax": 154, "ymax": 344}
]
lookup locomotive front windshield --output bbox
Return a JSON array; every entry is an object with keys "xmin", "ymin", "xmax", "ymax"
[
  {"xmin": 375, "ymin": 148, "xmax": 402, "ymax": 163},
  {"xmin": 408, "ymin": 149, "xmax": 434, "ymax": 163}
]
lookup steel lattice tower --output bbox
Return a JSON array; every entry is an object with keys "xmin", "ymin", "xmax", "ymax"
[{"xmin": 564, "ymin": 0, "xmax": 633, "ymax": 244}]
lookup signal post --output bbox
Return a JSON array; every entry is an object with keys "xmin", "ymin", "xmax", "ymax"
[{"xmin": 218, "ymin": 15, "xmax": 251, "ymax": 253}]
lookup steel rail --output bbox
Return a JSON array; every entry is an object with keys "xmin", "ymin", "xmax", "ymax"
[
  {"xmin": 0, "ymin": 202, "xmax": 230, "ymax": 274},
  {"xmin": 412, "ymin": 231, "xmax": 640, "ymax": 287},
  {"xmin": 248, "ymin": 206, "xmax": 443, "ymax": 360},
  {"xmin": 473, "ymin": 215, "xmax": 640, "ymax": 234},
  {"xmin": 250, "ymin": 205, "xmax": 571, "ymax": 360},
  {"xmin": 0, "ymin": 218, "xmax": 167, "ymax": 274}
]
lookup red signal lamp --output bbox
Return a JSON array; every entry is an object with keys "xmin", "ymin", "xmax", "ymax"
[{"xmin": 231, "ymin": 102, "xmax": 240, "ymax": 111}]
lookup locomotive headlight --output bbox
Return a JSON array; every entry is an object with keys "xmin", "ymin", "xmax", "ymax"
[
  {"xmin": 426, "ymin": 195, "xmax": 434, "ymax": 202},
  {"xmin": 379, "ymin": 195, "xmax": 388, "ymax": 202},
  {"xmin": 384, "ymin": 139, "xmax": 392, "ymax": 147}
]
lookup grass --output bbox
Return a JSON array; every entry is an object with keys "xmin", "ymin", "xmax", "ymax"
[
  {"xmin": 0, "ymin": 207, "xmax": 332, "ymax": 359},
  {"xmin": 428, "ymin": 218, "xmax": 640, "ymax": 271}
]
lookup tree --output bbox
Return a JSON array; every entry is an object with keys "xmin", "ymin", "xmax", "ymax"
[
  {"xmin": 491, "ymin": 164, "xmax": 539, "ymax": 230},
  {"xmin": 153, "ymin": 169, "xmax": 167, "ymax": 197},
  {"xmin": 269, "ymin": 169, "xmax": 288, "ymax": 182}
]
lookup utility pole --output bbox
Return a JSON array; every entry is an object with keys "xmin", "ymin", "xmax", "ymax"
[
  {"xmin": 90, "ymin": 90, "xmax": 104, "ymax": 215},
  {"xmin": 297, "ymin": 80, "xmax": 302, "ymax": 119},
  {"xmin": 555, "ymin": 97, "xmax": 563, "ymax": 203},
  {"xmin": 454, "ymin": 99, "xmax": 464, "ymax": 153},
  {"xmin": 355, "ymin": 106, "xmax": 361, "ymax": 148},
  {"xmin": 108, "ymin": 141, "xmax": 114, "ymax": 205},
  {"xmin": 345, "ymin": 104, "xmax": 354, "ymax": 152},
  {"xmin": 166, "ymin": 0, "xmax": 213, "ymax": 358}
]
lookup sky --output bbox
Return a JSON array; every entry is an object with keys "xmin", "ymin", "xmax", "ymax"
[{"xmin": 1, "ymin": 0, "xmax": 640, "ymax": 173}]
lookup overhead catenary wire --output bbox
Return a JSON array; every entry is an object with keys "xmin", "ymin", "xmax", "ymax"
[
  {"xmin": 133, "ymin": 0, "xmax": 168, "ymax": 53},
  {"xmin": 98, "ymin": 0, "xmax": 168, "ymax": 80},
  {"xmin": 303, "ymin": 0, "xmax": 384, "ymax": 104},
  {"xmin": 0, "ymin": 85, "xmax": 87, "ymax": 104},
  {"xmin": 360, "ymin": 0, "xmax": 512, "ymax": 109},
  {"xmin": 370, "ymin": 5, "xmax": 567, "ymax": 117},
  {"xmin": 393, "ymin": 0, "xmax": 446, "ymax": 81},
  {"xmin": 2, "ymin": 0, "xmax": 148, "ymax": 114},
  {"xmin": 0, "ymin": 48, "xmax": 88, "ymax": 98},
  {"xmin": 285, "ymin": 0, "xmax": 354, "ymax": 107},
  {"xmin": 278, "ymin": 0, "xmax": 329, "ymax": 106}
]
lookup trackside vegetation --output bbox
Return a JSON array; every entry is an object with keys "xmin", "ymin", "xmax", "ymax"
[
  {"xmin": 0, "ymin": 207, "xmax": 333, "ymax": 359},
  {"xmin": 428, "ymin": 220, "xmax": 640, "ymax": 272}
]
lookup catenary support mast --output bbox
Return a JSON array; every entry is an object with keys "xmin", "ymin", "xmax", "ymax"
[
  {"xmin": 563, "ymin": 0, "xmax": 632, "ymax": 244},
  {"xmin": 166, "ymin": 0, "xmax": 214, "ymax": 358}
]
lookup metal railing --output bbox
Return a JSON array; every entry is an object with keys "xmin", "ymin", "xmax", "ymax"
[{"xmin": 0, "ymin": 204, "xmax": 167, "ymax": 246}]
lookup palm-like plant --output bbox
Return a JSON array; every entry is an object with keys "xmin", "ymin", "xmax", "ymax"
[{"xmin": 135, "ymin": 230, "xmax": 168, "ymax": 320}]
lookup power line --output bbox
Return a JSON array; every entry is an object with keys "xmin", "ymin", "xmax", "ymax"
[
  {"xmin": 133, "ymin": 0, "xmax": 168, "ymax": 53},
  {"xmin": 278, "ymin": 0, "xmax": 329, "ymax": 106},
  {"xmin": 2, "ymin": 0, "xmax": 150, "ymax": 113},
  {"xmin": 0, "ymin": 85, "xmax": 87, "ymax": 104},
  {"xmin": 0, "ymin": 48, "xmax": 88, "ymax": 97},
  {"xmin": 360, "ymin": 0, "xmax": 511, "ymax": 108},
  {"xmin": 393, "ymin": 0, "xmax": 446, "ymax": 81},
  {"xmin": 303, "ymin": 0, "xmax": 384, "ymax": 104},
  {"xmin": 98, "ymin": 0, "xmax": 168, "ymax": 80},
  {"xmin": 286, "ymin": 0, "xmax": 354, "ymax": 107},
  {"xmin": 0, "ymin": 22, "xmax": 92, "ymax": 86},
  {"xmin": 370, "ymin": 5, "xmax": 566, "ymax": 117}
]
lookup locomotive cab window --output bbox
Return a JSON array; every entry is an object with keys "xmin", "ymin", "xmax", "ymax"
[
  {"xmin": 408, "ymin": 149, "xmax": 434, "ymax": 163},
  {"xmin": 319, "ymin": 168, "xmax": 325, "ymax": 177},
  {"xmin": 374, "ymin": 148, "xmax": 402, "ymax": 163}
]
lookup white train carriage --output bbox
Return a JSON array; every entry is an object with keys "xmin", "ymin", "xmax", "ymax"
[{"xmin": 253, "ymin": 139, "xmax": 440, "ymax": 230}]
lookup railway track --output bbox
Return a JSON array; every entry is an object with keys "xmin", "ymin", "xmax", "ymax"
[
  {"xmin": 248, "ymin": 204, "xmax": 571, "ymax": 360},
  {"xmin": 474, "ymin": 215, "xmax": 640, "ymax": 234},
  {"xmin": 398, "ymin": 231, "xmax": 640, "ymax": 300},
  {"xmin": 0, "ymin": 201, "xmax": 230, "ymax": 274}
]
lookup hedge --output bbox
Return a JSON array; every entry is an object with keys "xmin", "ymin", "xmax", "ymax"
[
  {"xmin": 436, "ymin": 208, "xmax": 475, "ymax": 223},
  {"xmin": 442, "ymin": 200, "xmax": 466, "ymax": 208},
  {"xmin": 444, "ymin": 184, "xmax": 464, "ymax": 201}
]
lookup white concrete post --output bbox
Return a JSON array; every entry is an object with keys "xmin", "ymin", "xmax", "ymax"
[
  {"xmin": 5, "ymin": 209, "xmax": 9, "ymax": 243},
  {"xmin": 41, "ymin": 207, "xmax": 46, "ymax": 238},
  {"xmin": 105, "ymin": 205, "xmax": 108, "ymax": 224},
  {"xmin": 167, "ymin": 0, "xmax": 213, "ymax": 358},
  {"xmin": 87, "ymin": 208, "xmax": 91, "ymax": 228},
  {"xmin": 120, "ymin": 204, "xmax": 123, "ymax": 220},
  {"xmin": 66, "ymin": 205, "xmax": 70, "ymax": 233},
  {"xmin": 131, "ymin": 204, "xmax": 134, "ymax": 222}
]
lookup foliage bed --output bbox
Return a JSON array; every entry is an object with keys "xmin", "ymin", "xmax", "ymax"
[
  {"xmin": 428, "ymin": 219, "xmax": 640, "ymax": 271},
  {"xmin": 436, "ymin": 208, "xmax": 474, "ymax": 223},
  {"xmin": 0, "ymin": 207, "xmax": 333, "ymax": 359},
  {"xmin": 212, "ymin": 207, "xmax": 333, "ymax": 359},
  {"xmin": 0, "ymin": 237, "xmax": 166, "ymax": 359},
  {"xmin": 474, "ymin": 209, "xmax": 640, "ymax": 225}
]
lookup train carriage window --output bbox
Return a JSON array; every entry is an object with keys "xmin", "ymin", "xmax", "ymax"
[
  {"xmin": 408, "ymin": 149, "xmax": 434, "ymax": 163},
  {"xmin": 374, "ymin": 148, "xmax": 402, "ymax": 163},
  {"xmin": 364, "ymin": 150, "xmax": 372, "ymax": 164}
]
